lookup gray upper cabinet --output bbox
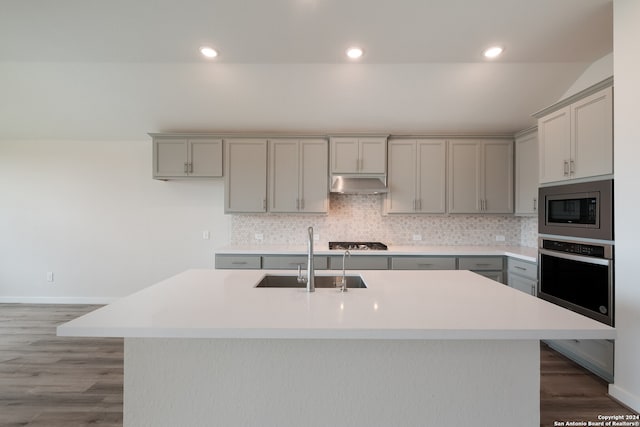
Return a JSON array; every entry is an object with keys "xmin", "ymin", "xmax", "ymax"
[
  {"xmin": 330, "ymin": 137, "xmax": 387, "ymax": 174},
  {"xmin": 387, "ymin": 139, "xmax": 446, "ymax": 213},
  {"xmin": 537, "ymin": 84, "xmax": 613, "ymax": 184},
  {"xmin": 224, "ymin": 139, "xmax": 268, "ymax": 213},
  {"xmin": 269, "ymin": 139, "xmax": 328, "ymax": 213},
  {"xmin": 515, "ymin": 129, "xmax": 538, "ymax": 216},
  {"xmin": 448, "ymin": 139, "xmax": 513, "ymax": 213},
  {"xmin": 152, "ymin": 136, "xmax": 222, "ymax": 179}
]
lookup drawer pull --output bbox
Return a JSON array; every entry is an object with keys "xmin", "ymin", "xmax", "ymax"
[
  {"xmin": 515, "ymin": 266, "xmax": 527, "ymax": 271},
  {"xmin": 231, "ymin": 261, "xmax": 248, "ymax": 265},
  {"xmin": 475, "ymin": 263, "xmax": 491, "ymax": 267},
  {"xmin": 418, "ymin": 263, "xmax": 433, "ymax": 266}
]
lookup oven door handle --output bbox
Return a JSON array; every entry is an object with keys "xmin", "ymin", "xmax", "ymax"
[{"xmin": 538, "ymin": 248, "xmax": 612, "ymax": 266}]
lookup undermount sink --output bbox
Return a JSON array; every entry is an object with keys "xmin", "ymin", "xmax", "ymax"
[{"xmin": 256, "ymin": 275, "xmax": 367, "ymax": 289}]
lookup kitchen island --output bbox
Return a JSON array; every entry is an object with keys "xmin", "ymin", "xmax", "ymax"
[{"xmin": 58, "ymin": 269, "xmax": 615, "ymax": 427}]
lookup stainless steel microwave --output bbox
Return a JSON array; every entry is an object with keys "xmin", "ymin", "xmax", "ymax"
[{"xmin": 538, "ymin": 179, "xmax": 613, "ymax": 241}]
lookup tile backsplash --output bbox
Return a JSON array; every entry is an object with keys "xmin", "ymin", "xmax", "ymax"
[{"xmin": 231, "ymin": 195, "xmax": 538, "ymax": 248}]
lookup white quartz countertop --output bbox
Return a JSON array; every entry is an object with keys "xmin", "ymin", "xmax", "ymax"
[
  {"xmin": 216, "ymin": 245, "xmax": 538, "ymax": 262},
  {"xmin": 58, "ymin": 269, "xmax": 614, "ymax": 340}
]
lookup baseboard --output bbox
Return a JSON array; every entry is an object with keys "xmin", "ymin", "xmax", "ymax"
[
  {"xmin": 0, "ymin": 296, "xmax": 117, "ymax": 304},
  {"xmin": 609, "ymin": 384, "xmax": 640, "ymax": 413}
]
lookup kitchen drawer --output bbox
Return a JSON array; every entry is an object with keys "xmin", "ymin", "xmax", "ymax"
[
  {"xmin": 215, "ymin": 255, "xmax": 261, "ymax": 269},
  {"xmin": 507, "ymin": 258, "xmax": 537, "ymax": 280},
  {"xmin": 261, "ymin": 255, "xmax": 328, "ymax": 270},
  {"xmin": 474, "ymin": 270, "xmax": 504, "ymax": 284},
  {"xmin": 329, "ymin": 255, "xmax": 389, "ymax": 270},
  {"xmin": 391, "ymin": 256, "xmax": 456, "ymax": 270},
  {"xmin": 458, "ymin": 256, "xmax": 504, "ymax": 271}
]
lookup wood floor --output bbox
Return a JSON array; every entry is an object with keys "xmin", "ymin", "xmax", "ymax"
[
  {"xmin": 0, "ymin": 304, "xmax": 637, "ymax": 427},
  {"xmin": 0, "ymin": 304, "xmax": 123, "ymax": 427}
]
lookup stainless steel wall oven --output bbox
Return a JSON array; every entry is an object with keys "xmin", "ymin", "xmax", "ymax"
[
  {"xmin": 538, "ymin": 179, "xmax": 614, "ymax": 326},
  {"xmin": 538, "ymin": 238, "xmax": 614, "ymax": 326}
]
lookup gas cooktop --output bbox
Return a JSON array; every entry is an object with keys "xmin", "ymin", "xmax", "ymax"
[{"xmin": 328, "ymin": 242, "xmax": 388, "ymax": 251}]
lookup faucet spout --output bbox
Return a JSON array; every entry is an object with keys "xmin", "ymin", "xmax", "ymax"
[
  {"xmin": 340, "ymin": 250, "xmax": 351, "ymax": 292},
  {"xmin": 307, "ymin": 226, "xmax": 315, "ymax": 292}
]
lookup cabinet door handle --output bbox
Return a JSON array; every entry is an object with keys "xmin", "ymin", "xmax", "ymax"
[
  {"xmin": 296, "ymin": 199, "xmax": 299, "ymax": 210},
  {"xmin": 533, "ymin": 198, "xmax": 537, "ymax": 211},
  {"xmin": 563, "ymin": 160, "xmax": 569, "ymax": 176},
  {"xmin": 570, "ymin": 160, "xmax": 575, "ymax": 175},
  {"xmin": 263, "ymin": 199, "xmax": 267, "ymax": 210},
  {"xmin": 300, "ymin": 199, "xmax": 305, "ymax": 210},
  {"xmin": 530, "ymin": 285, "xmax": 535, "ymax": 296},
  {"xmin": 184, "ymin": 162, "xmax": 188, "ymax": 173},
  {"xmin": 417, "ymin": 199, "xmax": 422, "ymax": 211},
  {"xmin": 189, "ymin": 162, "xmax": 193, "ymax": 173}
]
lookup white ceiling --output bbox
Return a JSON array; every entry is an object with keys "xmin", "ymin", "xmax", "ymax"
[{"xmin": 0, "ymin": 0, "xmax": 613, "ymax": 139}]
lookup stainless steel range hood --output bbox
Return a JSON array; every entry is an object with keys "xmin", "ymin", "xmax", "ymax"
[{"xmin": 330, "ymin": 175, "xmax": 388, "ymax": 194}]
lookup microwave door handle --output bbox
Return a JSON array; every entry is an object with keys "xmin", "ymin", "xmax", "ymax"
[{"xmin": 539, "ymin": 248, "xmax": 612, "ymax": 266}]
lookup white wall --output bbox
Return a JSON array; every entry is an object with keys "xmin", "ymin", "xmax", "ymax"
[
  {"xmin": 560, "ymin": 52, "xmax": 613, "ymax": 99},
  {"xmin": 0, "ymin": 140, "xmax": 230, "ymax": 302},
  {"xmin": 610, "ymin": 0, "xmax": 640, "ymax": 411}
]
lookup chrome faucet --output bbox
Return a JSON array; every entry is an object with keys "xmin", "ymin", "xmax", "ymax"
[
  {"xmin": 307, "ymin": 226, "xmax": 315, "ymax": 292},
  {"xmin": 339, "ymin": 250, "xmax": 351, "ymax": 292},
  {"xmin": 297, "ymin": 226, "xmax": 316, "ymax": 292}
]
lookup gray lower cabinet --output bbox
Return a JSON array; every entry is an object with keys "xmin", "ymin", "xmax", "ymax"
[
  {"xmin": 329, "ymin": 255, "xmax": 389, "ymax": 270},
  {"xmin": 391, "ymin": 256, "xmax": 456, "ymax": 270},
  {"xmin": 215, "ymin": 255, "xmax": 262, "ymax": 269},
  {"xmin": 459, "ymin": 256, "xmax": 505, "ymax": 284},
  {"xmin": 507, "ymin": 273, "xmax": 536, "ymax": 295},
  {"xmin": 474, "ymin": 271, "xmax": 504, "ymax": 283},
  {"xmin": 261, "ymin": 255, "xmax": 328, "ymax": 270},
  {"xmin": 215, "ymin": 253, "xmax": 517, "ymax": 285},
  {"xmin": 507, "ymin": 258, "xmax": 538, "ymax": 296}
]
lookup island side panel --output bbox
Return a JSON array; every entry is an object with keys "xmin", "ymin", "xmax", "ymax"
[{"xmin": 124, "ymin": 338, "xmax": 539, "ymax": 427}]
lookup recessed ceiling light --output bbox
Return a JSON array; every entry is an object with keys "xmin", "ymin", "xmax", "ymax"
[
  {"xmin": 346, "ymin": 47, "xmax": 364, "ymax": 59},
  {"xmin": 200, "ymin": 46, "xmax": 218, "ymax": 59},
  {"xmin": 483, "ymin": 46, "xmax": 504, "ymax": 59}
]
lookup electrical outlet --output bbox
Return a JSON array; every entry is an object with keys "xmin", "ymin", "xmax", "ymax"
[
  {"xmin": 412, "ymin": 234, "xmax": 422, "ymax": 241},
  {"xmin": 254, "ymin": 233, "xmax": 264, "ymax": 241},
  {"xmin": 313, "ymin": 234, "xmax": 320, "ymax": 241},
  {"xmin": 46, "ymin": 272, "xmax": 54, "ymax": 283},
  {"xmin": 495, "ymin": 235, "xmax": 506, "ymax": 242},
  {"xmin": 202, "ymin": 231, "xmax": 210, "ymax": 240}
]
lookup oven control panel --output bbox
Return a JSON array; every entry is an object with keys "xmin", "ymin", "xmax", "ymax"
[{"xmin": 542, "ymin": 239, "xmax": 606, "ymax": 258}]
